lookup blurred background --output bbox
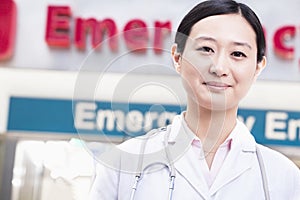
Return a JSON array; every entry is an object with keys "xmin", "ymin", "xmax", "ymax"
[{"xmin": 0, "ymin": 0, "xmax": 300, "ymax": 199}]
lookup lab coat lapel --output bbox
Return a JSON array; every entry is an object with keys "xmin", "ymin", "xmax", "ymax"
[
  {"xmin": 166, "ymin": 116, "xmax": 210, "ymax": 199},
  {"xmin": 173, "ymin": 145, "xmax": 211, "ymax": 199},
  {"xmin": 209, "ymin": 144, "xmax": 256, "ymax": 195},
  {"xmin": 209, "ymin": 121, "xmax": 257, "ymax": 196}
]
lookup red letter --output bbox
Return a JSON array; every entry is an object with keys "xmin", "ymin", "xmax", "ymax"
[
  {"xmin": 153, "ymin": 21, "xmax": 171, "ymax": 54},
  {"xmin": 75, "ymin": 18, "xmax": 117, "ymax": 51},
  {"xmin": 0, "ymin": 0, "xmax": 16, "ymax": 60},
  {"xmin": 123, "ymin": 19, "xmax": 148, "ymax": 52},
  {"xmin": 273, "ymin": 26, "xmax": 296, "ymax": 60},
  {"xmin": 45, "ymin": 6, "xmax": 71, "ymax": 48},
  {"xmin": 75, "ymin": 18, "xmax": 98, "ymax": 50},
  {"xmin": 98, "ymin": 19, "xmax": 118, "ymax": 51}
]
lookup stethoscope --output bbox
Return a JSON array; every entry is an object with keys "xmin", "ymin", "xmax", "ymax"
[
  {"xmin": 129, "ymin": 127, "xmax": 271, "ymax": 200},
  {"xmin": 130, "ymin": 127, "xmax": 176, "ymax": 200}
]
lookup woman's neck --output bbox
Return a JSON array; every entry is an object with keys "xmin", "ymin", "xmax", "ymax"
[{"xmin": 184, "ymin": 101, "xmax": 238, "ymax": 152}]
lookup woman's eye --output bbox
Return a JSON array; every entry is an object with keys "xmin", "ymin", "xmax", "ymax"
[
  {"xmin": 231, "ymin": 51, "xmax": 247, "ymax": 58},
  {"xmin": 196, "ymin": 46, "xmax": 214, "ymax": 54}
]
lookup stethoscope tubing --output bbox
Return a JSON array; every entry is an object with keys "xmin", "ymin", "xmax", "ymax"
[{"xmin": 256, "ymin": 145, "xmax": 271, "ymax": 200}]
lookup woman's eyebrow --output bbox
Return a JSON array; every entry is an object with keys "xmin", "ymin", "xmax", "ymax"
[
  {"xmin": 232, "ymin": 41, "xmax": 252, "ymax": 50},
  {"xmin": 194, "ymin": 36, "xmax": 217, "ymax": 43},
  {"xmin": 194, "ymin": 36, "xmax": 252, "ymax": 50}
]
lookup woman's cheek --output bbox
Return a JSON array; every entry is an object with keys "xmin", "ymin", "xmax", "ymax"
[{"xmin": 181, "ymin": 70, "xmax": 202, "ymax": 98}]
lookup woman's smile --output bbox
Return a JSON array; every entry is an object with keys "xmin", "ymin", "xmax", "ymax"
[{"xmin": 203, "ymin": 81, "xmax": 232, "ymax": 92}]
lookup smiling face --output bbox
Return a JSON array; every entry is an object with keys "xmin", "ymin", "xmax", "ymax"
[{"xmin": 173, "ymin": 14, "xmax": 266, "ymax": 111}]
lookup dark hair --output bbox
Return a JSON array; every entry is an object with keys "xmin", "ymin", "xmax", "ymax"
[{"xmin": 175, "ymin": 0, "xmax": 266, "ymax": 62}]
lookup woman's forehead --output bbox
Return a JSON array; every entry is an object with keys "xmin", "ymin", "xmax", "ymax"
[{"xmin": 188, "ymin": 14, "xmax": 256, "ymax": 46}]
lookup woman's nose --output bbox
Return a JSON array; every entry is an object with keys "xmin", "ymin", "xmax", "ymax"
[{"xmin": 209, "ymin": 53, "xmax": 230, "ymax": 77}]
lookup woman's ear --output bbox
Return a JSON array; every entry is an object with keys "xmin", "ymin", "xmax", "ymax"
[
  {"xmin": 254, "ymin": 56, "xmax": 267, "ymax": 79},
  {"xmin": 171, "ymin": 44, "xmax": 182, "ymax": 73}
]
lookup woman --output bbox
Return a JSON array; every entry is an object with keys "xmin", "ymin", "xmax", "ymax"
[{"xmin": 89, "ymin": 0, "xmax": 300, "ymax": 199}]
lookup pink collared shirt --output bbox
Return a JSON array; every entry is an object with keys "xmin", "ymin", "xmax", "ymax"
[{"xmin": 181, "ymin": 115, "xmax": 233, "ymax": 188}]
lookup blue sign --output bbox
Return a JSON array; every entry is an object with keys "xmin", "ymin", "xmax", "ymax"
[
  {"xmin": 8, "ymin": 97, "xmax": 76, "ymax": 134},
  {"xmin": 7, "ymin": 97, "xmax": 300, "ymax": 147}
]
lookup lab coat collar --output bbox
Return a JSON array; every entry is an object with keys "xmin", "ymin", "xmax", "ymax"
[
  {"xmin": 167, "ymin": 113, "xmax": 257, "ymax": 152},
  {"xmin": 165, "ymin": 114, "xmax": 257, "ymax": 197}
]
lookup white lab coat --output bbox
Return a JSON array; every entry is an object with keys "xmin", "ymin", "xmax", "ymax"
[{"xmin": 89, "ymin": 114, "xmax": 300, "ymax": 200}]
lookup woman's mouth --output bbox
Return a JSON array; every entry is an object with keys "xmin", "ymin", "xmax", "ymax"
[{"xmin": 203, "ymin": 81, "xmax": 232, "ymax": 91}]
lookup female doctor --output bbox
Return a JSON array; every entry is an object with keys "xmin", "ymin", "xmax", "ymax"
[{"xmin": 89, "ymin": 0, "xmax": 300, "ymax": 199}]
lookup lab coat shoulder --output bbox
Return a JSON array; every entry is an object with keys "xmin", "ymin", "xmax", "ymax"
[
  {"xmin": 118, "ymin": 126, "xmax": 170, "ymax": 153},
  {"xmin": 89, "ymin": 127, "xmax": 170, "ymax": 200},
  {"xmin": 257, "ymin": 144, "xmax": 300, "ymax": 199},
  {"xmin": 89, "ymin": 160, "xmax": 119, "ymax": 200}
]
